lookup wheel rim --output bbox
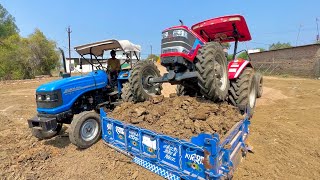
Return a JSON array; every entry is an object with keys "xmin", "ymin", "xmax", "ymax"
[
  {"xmin": 214, "ymin": 56, "xmax": 228, "ymax": 91},
  {"xmin": 141, "ymin": 68, "xmax": 160, "ymax": 95},
  {"xmin": 259, "ymin": 77, "xmax": 263, "ymax": 94},
  {"xmin": 80, "ymin": 119, "xmax": 99, "ymax": 142},
  {"xmin": 249, "ymin": 78, "xmax": 256, "ymax": 108}
]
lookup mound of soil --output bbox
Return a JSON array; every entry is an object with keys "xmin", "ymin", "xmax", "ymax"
[{"xmin": 109, "ymin": 95, "xmax": 244, "ymax": 140}]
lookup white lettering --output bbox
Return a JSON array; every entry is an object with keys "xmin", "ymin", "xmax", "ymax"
[
  {"xmin": 107, "ymin": 123, "xmax": 112, "ymax": 130},
  {"xmin": 115, "ymin": 126, "xmax": 124, "ymax": 135},
  {"xmin": 128, "ymin": 131, "xmax": 139, "ymax": 141},
  {"xmin": 185, "ymin": 153, "xmax": 204, "ymax": 165},
  {"xmin": 164, "ymin": 154, "xmax": 176, "ymax": 162}
]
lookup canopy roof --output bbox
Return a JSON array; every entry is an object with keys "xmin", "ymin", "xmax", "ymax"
[
  {"xmin": 74, "ymin": 39, "xmax": 141, "ymax": 56},
  {"xmin": 191, "ymin": 15, "xmax": 251, "ymax": 43}
]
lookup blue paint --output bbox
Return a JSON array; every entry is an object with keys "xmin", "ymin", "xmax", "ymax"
[
  {"xmin": 36, "ymin": 70, "xmax": 108, "ymax": 114},
  {"xmin": 100, "ymin": 108, "xmax": 251, "ymax": 180}
]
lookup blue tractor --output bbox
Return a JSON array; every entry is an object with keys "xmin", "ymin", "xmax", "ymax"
[{"xmin": 28, "ymin": 39, "xmax": 140, "ymax": 148}]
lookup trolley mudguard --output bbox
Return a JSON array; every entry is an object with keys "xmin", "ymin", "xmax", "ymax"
[{"xmin": 100, "ymin": 108, "xmax": 250, "ymax": 180}]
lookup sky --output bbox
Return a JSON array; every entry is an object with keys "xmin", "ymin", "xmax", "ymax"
[{"xmin": 2, "ymin": 0, "xmax": 320, "ymax": 58}]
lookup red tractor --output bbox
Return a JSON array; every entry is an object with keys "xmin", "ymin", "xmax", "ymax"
[{"xmin": 128, "ymin": 15, "xmax": 258, "ymax": 114}]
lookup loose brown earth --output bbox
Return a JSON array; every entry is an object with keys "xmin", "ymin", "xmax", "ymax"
[
  {"xmin": 109, "ymin": 96, "xmax": 243, "ymax": 140},
  {"xmin": 0, "ymin": 73, "xmax": 320, "ymax": 179}
]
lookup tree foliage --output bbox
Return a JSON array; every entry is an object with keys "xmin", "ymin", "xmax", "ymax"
[
  {"xmin": 0, "ymin": 4, "xmax": 59, "ymax": 80},
  {"xmin": 237, "ymin": 51, "xmax": 249, "ymax": 60},
  {"xmin": 269, "ymin": 42, "xmax": 292, "ymax": 50},
  {"xmin": 221, "ymin": 42, "xmax": 231, "ymax": 49},
  {"xmin": 0, "ymin": 4, "xmax": 19, "ymax": 40},
  {"xmin": 146, "ymin": 54, "xmax": 159, "ymax": 62}
]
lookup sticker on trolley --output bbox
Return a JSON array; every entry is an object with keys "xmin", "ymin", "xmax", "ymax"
[
  {"xmin": 107, "ymin": 123, "xmax": 113, "ymax": 135},
  {"xmin": 142, "ymin": 135, "xmax": 157, "ymax": 153},
  {"xmin": 115, "ymin": 126, "xmax": 125, "ymax": 140},
  {"xmin": 128, "ymin": 130, "xmax": 139, "ymax": 147},
  {"xmin": 185, "ymin": 153, "xmax": 204, "ymax": 172}
]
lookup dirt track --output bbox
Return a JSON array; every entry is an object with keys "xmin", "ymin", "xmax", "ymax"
[{"xmin": 0, "ymin": 75, "xmax": 320, "ymax": 179}]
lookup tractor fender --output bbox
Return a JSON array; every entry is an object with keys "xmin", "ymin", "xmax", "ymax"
[{"xmin": 228, "ymin": 59, "xmax": 252, "ymax": 79}]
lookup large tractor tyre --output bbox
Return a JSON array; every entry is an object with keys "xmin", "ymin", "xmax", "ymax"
[
  {"xmin": 255, "ymin": 72, "xmax": 263, "ymax": 98},
  {"xmin": 31, "ymin": 123, "xmax": 62, "ymax": 140},
  {"xmin": 121, "ymin": 82, "xmax": 133, "ymax": 102},
  {"xmin": 228, "ymin": 67, "xmax": 257, "ymax": 116},
  {"xmin": 129, "ymin": 60, "xmax": 162, "ymax": 102},
  {"xmin": 69, "ymin": 111, "xmax": 101, "ymax": 149},
  {"xmin": 176, "ymin": 84, "xmax": 197, "ymax": 97},
  {"xmin": 195, "ymin": 42, "xmax": 229, "ymax": 102}
]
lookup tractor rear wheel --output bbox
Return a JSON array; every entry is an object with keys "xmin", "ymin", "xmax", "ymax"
[
  {"xmin": 228, "ymin": 67, "xmax": 257, "ymax": 116},
  {"xmin": 255, "ymin": 72, "xmax": 263, "ymax": 98},
  {"xmin": 195, "ymin": 42, "xmax": 229, "ymax": 101},
  {"xmin": 121, "ymin": 83, "xmax": 133, "ymax": 102},
  {"xmin": 129, "ymin": 60, "xmax": 162, "ymax": 102},
  {"xmin": 69, "ymin": 111, "xmax": 101, "ymax": 149},
  {"xmin": 31, "ymin": 123, "xmax": 62, "ymax": 140}
]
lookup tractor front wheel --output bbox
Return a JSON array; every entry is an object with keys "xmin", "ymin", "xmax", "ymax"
[
  {"xmin": 129, "ymin": 60, "xmax": 162, "ymax": 102},
  {"xmin": 195, "ymin": 42, "xmax": 229, "ymax": 102},
  {"xmin": 31, "ymin": 123, "xmax": 62, "ymax": 140},
  {"xmin": 69, "ymin": 111, "xmax": 101, "ymax": 149}
]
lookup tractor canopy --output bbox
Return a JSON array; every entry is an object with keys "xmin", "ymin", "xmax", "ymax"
[
  {"xmin": 74, "ymin": 39, "xmax": 141, "ymax": 57},
  {"xmin": 191, "ymin": 15, "xmax": 251, "ymax": 43}
]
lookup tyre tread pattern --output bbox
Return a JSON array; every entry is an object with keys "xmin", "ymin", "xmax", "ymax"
[{"xmin": 196, "ymin": 42, "xmax": 229, "ymax": 101}]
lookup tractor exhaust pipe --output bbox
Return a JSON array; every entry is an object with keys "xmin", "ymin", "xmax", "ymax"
[
  {"xmin": 59, "ymin": 48, "xmax": 67, "ymax": 73},
  {"xmin": 58, "ymin": 47, "xmax": 71, "ymax": 78}
]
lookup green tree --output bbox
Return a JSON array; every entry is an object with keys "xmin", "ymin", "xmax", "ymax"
[
  {"xmin": 146, "ymin": 54, "xmax": 159, "ymax": 62},
  {"xmin": 227, "ymin": 54, "xmax": 234, "ymax": 61},
  {"xmin": 0, "ymin": 29, "xmax": 60, "ymax": 80},
  {"xmin": 237, "ymin": 51, "xmax": 249, "ymax": 60},
  {"xmin": 0, "ymin": 4, "xmax": 19, "ymax": 40},
  {"xmin": 269, "ymin": 42, "xmax": 292, "ymax": 50},
  {"xmin": 221, "ymin": 42, "xmax": 231, "ymax": 49},
  {"xmin": 28, "ymin": 29, "xmax": 60, "ymax": 76},
  {"xmin": 0, "ymin": 34, "xmax": 30, "ymax": 79}
]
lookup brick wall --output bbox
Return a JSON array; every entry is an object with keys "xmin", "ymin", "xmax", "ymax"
[{"xmin": 249, "ymin": 44, "xmax": 320, "ymax": 78}]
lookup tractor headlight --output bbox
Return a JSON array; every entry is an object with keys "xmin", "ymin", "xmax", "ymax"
[
  {"xmin": 173, "ymin": 30, "xmax": 188, "ymax": 38},
  {"xmin": 162, "ymin": 32, "xmax": 169, "ymax": 39},
  {"xmin": 46, "ymin": 94, "xmax": 51, "ymax": 101},
  {"xmin": 36, "ymin": 93, "xmax": 58, "ymax": 102},
  {"xmin": 37, "ymin": 94, "xmax": 43, "ymax": 101}
]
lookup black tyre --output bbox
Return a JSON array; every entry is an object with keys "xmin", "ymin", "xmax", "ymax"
[
  {"xmin": 176, "ymin": 84, "xmax": 197, "ymax": 97},
  {"xmin": 69, "ymin": 111, "xmax": 101, "ymax": 149},
  {"xmin": 195, "ymin": 42, "xmax": 229, "ymax": 101},
  {"xmin": 121, "ymin": 82, "xmax": 133, "ymax": 102},
  {"xmin": 31, "ymin": 123, "xmax": 62, "ymax": 140},
  {"xmin": 228, "ymin": 67, "xmax": 257, "ymax": 116},
  {"xmin": 129, "ymin": 60, "xmax": 162, "ymax": 102},
  {"xmin": 255, "ymin": 73, "xmax": 263, "ymax": 98}
]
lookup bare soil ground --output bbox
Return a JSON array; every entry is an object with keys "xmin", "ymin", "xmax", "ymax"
[{"xmin": 0, "ymin": 74, "xmax": 319, "ymax": 179}]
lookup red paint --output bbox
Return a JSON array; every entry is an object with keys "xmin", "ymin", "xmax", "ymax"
[
  {"xmin": 228, "ymin": 59, "xmax": 251, "ymax": 79},
  {"xmin": 191, "ymin": 15, "xmax": 252, "ymax": 43},
  {"xmin": 160, "ymin": 44, "xmax": 202, "ymax": 62}
]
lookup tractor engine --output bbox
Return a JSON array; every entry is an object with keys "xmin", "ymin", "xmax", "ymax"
[{"xmin": 160, "ymin": 27, "xmax": 202, "ymax": 73}]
